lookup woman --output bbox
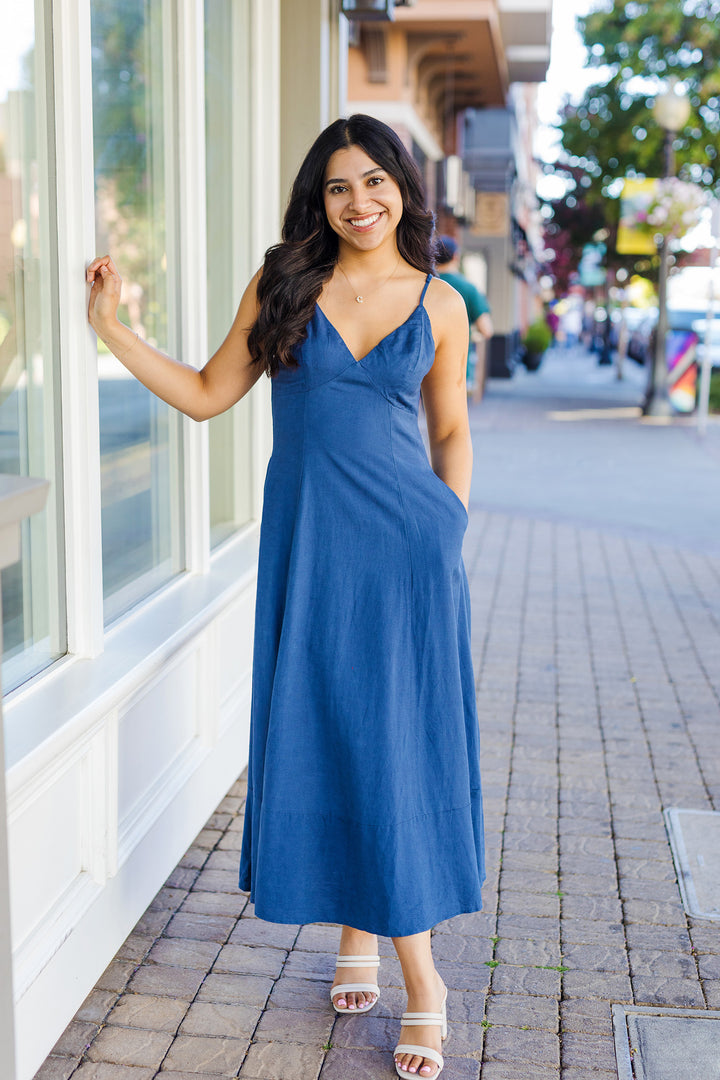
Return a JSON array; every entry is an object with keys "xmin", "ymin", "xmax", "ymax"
[{"xmin": 87, "ymin": 114, "xmax": 484, "ymax": 1080}]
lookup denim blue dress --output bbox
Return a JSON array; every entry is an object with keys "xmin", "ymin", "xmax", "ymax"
[{"xmin": 238, "ymin": 273, "xmax": 485, "ymax": 937}]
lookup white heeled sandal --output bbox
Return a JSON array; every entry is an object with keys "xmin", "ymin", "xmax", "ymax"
[
  {"xmin": 330, "ymin": 954, "xmax": 380, "ymax": 1014},
  {"xmin": 394, "ymin": 986, "xmax": 448, "ymax": 1079}
]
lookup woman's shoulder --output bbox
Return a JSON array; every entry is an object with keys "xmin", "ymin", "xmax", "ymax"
[{"xmin": 424, "ymin": 274, "xmax": 468, "ymax": 323}]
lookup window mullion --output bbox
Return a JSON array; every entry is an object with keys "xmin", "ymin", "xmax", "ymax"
[
  {"xmin": 53, "ymin": 0, "xmax": 104, "ymax": 658},
  {"xmin": 249, "ymin": 0, "xmax": 280, "ymax": 519},
  {"xmin": 176, "ymin": 0, "xmax": 210, "ymax": 575}
]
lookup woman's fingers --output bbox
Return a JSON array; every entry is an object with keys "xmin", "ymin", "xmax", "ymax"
[
  {"xmin": 87, "ymin": 255, "xmax": 122, "ymax": 328},
  {"xmin": 86, "ymin": 254, "xmax": 120, "ymax": 285},
  {"xmin": 87, "ymin": 254, "xmax": 114, "ymax": 273}
]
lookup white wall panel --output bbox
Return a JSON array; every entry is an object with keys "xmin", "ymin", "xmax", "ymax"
[
  {"xmin": 11, "ymin": 670, "xmax": 253, "ymax": 1080},
  {"xmin": 117, "ymin": 645, "xmax": 205, "ymax": 864},
  {"xmin": 8, "ymin": 758, "xmax": 84, "ymax": 951},
  {"xmin": 7, "ymin": 723, "xmax": 113, "ymax": 1003},
  {"xmin": 215, "ymin": 588, "xmax": 255, "ymax": 707},
  {"xmin": 118, "ymin": 648, "xmax": 199, "ymax": 820}
]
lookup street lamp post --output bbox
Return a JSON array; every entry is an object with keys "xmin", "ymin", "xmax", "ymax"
[{"xmin": 644, "ymin": 81, "xmax": 691, "ymax": 416}]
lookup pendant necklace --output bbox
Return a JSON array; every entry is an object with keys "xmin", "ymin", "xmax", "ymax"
[{"xmin": 337, "ymin": 254, "xmax": 401, "ymax": 304}]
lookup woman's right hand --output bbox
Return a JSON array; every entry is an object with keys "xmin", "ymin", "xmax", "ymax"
[{"xmin": 87, "ymin": 255, "xmax": 123, "ymax": 334}]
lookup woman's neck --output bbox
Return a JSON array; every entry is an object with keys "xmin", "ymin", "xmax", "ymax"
[{"xmin": 336, "ymin": 239, "xmax": 401, "ymax": 278}]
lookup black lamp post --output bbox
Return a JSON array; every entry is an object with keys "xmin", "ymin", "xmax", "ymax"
[{"xmin": 644, "ymin": 81, "xmax": 691, "ymax": 416}]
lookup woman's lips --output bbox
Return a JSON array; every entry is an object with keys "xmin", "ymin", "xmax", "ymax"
[{"xmin": 347, "ymin": 211, "xmax": 383, "ymax": 232}]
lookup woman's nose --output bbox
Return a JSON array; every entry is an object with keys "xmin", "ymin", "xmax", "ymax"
[{"xmin": 348, "ymin": 187, "xmax": 372, "ymax": 211}]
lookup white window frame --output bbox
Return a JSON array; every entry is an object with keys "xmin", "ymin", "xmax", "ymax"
[
  {"xmin": 3, "ymin": 0, "xmax": 277, "ymax": 765},
  {"xmin": 206, "ymin": 0, "xmax": 256, "ymax": 551}
]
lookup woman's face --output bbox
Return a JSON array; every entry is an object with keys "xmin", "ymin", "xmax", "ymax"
[{"xmin": 323, "ymin": 144, "xmax": 403, "ymax": 253}]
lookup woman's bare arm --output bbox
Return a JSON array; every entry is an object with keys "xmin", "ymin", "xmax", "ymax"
[
  {"xmin": 87, "ymin": 255, "xmax": 264, "ymax": 421},
  {"xmin": 421, "ymin": 279, "xmax": 473, "ymax": 509}
]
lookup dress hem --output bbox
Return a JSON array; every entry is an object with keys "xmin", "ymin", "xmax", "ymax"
[{"xmin": 237, "ymin": 883, "xmax": 486, "ymax": 939}]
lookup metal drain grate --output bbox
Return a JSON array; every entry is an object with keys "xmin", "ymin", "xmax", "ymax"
[
  {"xmin": 613, "ymin": 1005, "xmax": 720, "ymax": 1080},
  {"xmin": 665, "ymin": 808, "xmax": 720, "ymax": 919}
]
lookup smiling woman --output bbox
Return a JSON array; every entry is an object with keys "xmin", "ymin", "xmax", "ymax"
[{"xmin": 87, "ymin": 113, "xmax": 483, "ymax": 1080}]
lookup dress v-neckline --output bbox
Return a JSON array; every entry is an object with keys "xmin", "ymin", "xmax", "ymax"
[{"xmin": 315, "ymin": 302, "xmax": 425, "ymax": 364}]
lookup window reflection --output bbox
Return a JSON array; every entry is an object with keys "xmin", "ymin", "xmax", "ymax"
[
  {"xmin": 91, "ymin": 0, "xmax": 183, "ymax": 620},
  {"xmin": 0, "ymin": 4, "xmax": 66, "ymax": 689}
]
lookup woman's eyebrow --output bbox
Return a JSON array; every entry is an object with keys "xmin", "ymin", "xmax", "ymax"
[{"xmin": 324, "ymin": 168, "xmax": 385, "ymax": 187}]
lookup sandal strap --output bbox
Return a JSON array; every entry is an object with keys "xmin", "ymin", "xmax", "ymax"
[
  {"xmin": 332, "ymin": 982, "xmax": 379, "ymax": 996},
  {"xmin": 394, "ymin": 1044, "xmax": 444, "ymax": 1069},
  {"xmin": 335, "ymin": 954, "xmax": 380, "ymax": 967},
  {"xmin": 402, "ymin": 1012, "xmax": 444, "ymax": 1024}
]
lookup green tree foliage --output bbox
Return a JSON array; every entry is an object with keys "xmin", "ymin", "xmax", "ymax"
[
  {"xmin": 561, "ymin": 0, "xmax": 720, "ymax": 192},
  {"xmin": 541, "ymin": 166, "xmax": 611, "ymax": 294},
  {"xmin": 545, "ymin": 0, "xmax": 720, "ymax": 288},
  {"xmin": 92, "ymin": 1, "xmax": 150, "ymax": 210}
]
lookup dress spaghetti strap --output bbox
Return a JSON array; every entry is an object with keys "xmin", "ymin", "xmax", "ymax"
[{"xmin": 419, "ymin": 272, "xmax": 433, "ymax": 306}]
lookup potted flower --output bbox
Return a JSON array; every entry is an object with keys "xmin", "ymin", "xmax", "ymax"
[
  {"xmin": 633, "ymin": 178, "xmax": 706, "ymax": 244},
  {"xmin": 521, "ymin": 318, "xmax": 552, "ymax": 371}
]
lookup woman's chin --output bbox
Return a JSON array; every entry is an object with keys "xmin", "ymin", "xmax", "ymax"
[{"xmin": 342, "ymin": 224, "xmax": 395, "ymax": 251}]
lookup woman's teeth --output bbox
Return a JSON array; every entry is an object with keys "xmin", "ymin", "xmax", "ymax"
[{"xmin": 349, "ymin": 213, "xmax": 381, "ymax": 227}]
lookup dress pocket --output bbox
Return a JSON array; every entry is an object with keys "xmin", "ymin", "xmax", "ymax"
[{"xmin": 429, "ymin": 469, "xmax": 469, "ymax": 525}]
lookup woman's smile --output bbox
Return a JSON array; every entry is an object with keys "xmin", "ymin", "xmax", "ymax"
[{"xmin": 347, "ymin": 211, "xmax": 384, "ymax": 232}]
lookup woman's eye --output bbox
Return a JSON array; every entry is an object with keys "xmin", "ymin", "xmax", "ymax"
[
  {"xmin": 329, "ymin": 185, "xmax": 346, "ymax": 195},
  {"xmin": 368, "ymin": 176, "xmax": 383, "ymax": 186}
]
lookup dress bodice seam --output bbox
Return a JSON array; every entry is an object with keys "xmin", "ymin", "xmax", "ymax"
[{"xmin": 271, "ymin": 356, "xmax": 358, "ymax": 396}]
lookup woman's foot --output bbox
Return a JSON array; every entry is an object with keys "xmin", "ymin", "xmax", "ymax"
[
  {"xmin": 330, "ymin": 926, "xmax": 379, "ymax": 1011},
  {"xmin": 395, "ymin": 971, "xmax": 446, "ymax": 1077}
]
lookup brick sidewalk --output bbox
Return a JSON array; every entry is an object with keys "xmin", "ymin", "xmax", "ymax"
[{"xmin": 35, "ymin": 498, "xmax": 720, "ymax": 1080}]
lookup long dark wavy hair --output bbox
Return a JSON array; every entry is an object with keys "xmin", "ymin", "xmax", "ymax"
[{"xmin": 248, "ymin": 114, "xmax": 436, "ymax": 375}]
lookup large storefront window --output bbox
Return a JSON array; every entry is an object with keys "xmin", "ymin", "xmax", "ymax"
[
  {"xmin": 0, "ymin": 4, "xmax": 66, "ymax": 690},
  {"xmin": 91, "ymin": 0, "xmax": 184, "ymax": 621},
  {"xmin": 205, "ymin": 0, "xmax": 254, "ymax": 548}
]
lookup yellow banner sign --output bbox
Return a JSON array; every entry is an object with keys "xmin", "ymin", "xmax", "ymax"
[{"xmin": 616, "ymin": 178, "xmax": 659, "ymax": 255}]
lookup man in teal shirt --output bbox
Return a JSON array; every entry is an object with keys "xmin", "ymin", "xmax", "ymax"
[{"xmin": 435, "ymin": 236, "xmax": 493, "ymax": 398}]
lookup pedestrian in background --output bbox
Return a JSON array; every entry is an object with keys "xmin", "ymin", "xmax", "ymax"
[
  {"xmin": 560, "ymin": 300, "xmax": 583, "ymax": 350},
  {"xmin": 435, "ymin": 235, "xmax": 493, "ymax": 400}
]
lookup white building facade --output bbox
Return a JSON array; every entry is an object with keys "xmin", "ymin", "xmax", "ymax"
[{"xmin": 0, "ymin": 2, "xmax": 346, "ymax": 1076}]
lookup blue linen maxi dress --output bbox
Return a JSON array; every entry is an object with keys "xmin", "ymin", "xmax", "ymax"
[{"xmin": 238, "ymin": 273, "xmax": 485, "ymax": 937}]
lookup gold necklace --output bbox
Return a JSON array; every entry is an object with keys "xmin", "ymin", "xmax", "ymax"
[{"xmin": 336, "ymin": 255, "xmax": 401, "ymax": 304}]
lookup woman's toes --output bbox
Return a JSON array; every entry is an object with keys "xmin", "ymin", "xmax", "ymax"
[{"xmin": 396, "ymin": 1053, "xmax": 436, "ymax": 1076}]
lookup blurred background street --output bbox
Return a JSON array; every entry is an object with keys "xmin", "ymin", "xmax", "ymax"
[{"xmin": 472, "ymin": 347, "xmax": 720, "ymax": 557}]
